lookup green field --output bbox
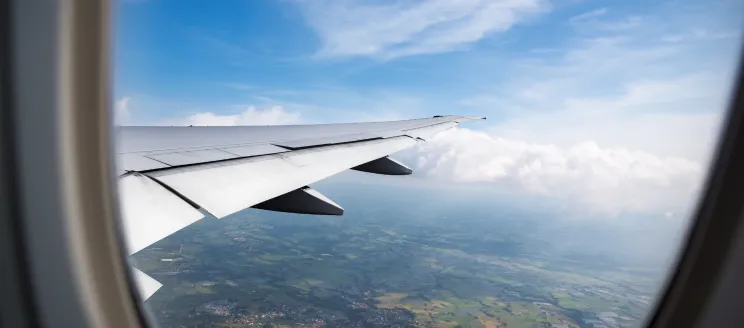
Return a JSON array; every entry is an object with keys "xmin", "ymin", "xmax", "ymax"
[{"xmin": 133, "ymin": 208, "xmax": 655, "ymax": 328}]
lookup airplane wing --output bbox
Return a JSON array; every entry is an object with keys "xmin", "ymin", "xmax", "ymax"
[{"xmin": 116, "ymin": 115, "xmax": 484, "ymax": 299}]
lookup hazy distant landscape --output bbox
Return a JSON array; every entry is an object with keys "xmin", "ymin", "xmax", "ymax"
[{"xmin": 133, "ymin": 174, "xmax": 684, "ymax": 328}]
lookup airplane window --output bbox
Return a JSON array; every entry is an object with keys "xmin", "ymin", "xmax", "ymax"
[{"xmin": 114, "ymin": 1, "xmax": 743, "ymax": 327}]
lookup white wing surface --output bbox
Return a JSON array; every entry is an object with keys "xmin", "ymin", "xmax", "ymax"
[{"xmin": 116, "ymin": 115, "xmax": 484, "ymax": 299}]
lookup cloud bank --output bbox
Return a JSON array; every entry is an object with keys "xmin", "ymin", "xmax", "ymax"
[{"xmin": 399, "ymin": 128, "xmax": 704, "ymax": 217}]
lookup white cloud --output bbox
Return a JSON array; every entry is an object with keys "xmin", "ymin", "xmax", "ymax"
[
  {"xmin": 486, "ymin": 74, "xmax": 726, "ymax": 160},
  {"xmin": 297, "ymin": 0, "xmax": 548, "ymax": 59},
  {"xmin": 248, "ymin": 89, "xmax": 428, "ymax": 124},
  {"xmin": 171, "ymin": 106, "xmax": 301, "ymax": 126},
  {"xmin": 462, "ymin": 20, "xmax": 739, "ymax": 160},
  {"xmin": 112, "ymin": 97, "xmax": 302, "ymax": 126},
  {"xmin": 399, "ymin": 128, "xmax": 704, "ymax": 217},
  {"xmin": 114, "ymin": 97, "xmax": 131, "ymax": 125}
]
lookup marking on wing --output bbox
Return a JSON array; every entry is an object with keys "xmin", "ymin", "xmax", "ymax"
[
  {"xmin": 273, "ymin": 133, "xmax": 380, "ymax": 149},
  {"xmin": 220, "ymin": 144, "xmax": 289, "ymax": 157},
  {"xmin": 117, "ymin": 153, "xmax": 170, "ymax": 175},
  {"xmin": 147, "ymin": 136, "xmax": 417, "ymax": 218},
  {"xmin": 272, "ymin": 152, "xmax": 309, "ymax": 167},
  {"xmin": 375, "ymin": 129, "xmax": 405, "ymax": 138},
  {"xmin": 403, "ymin": 121, "xmax": 457, "ymax": 140},
  {"xmin": 145, "ymin": 149, "xmax": 238, "ymax": 166}
]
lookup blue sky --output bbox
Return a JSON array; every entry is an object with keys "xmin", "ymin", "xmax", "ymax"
[
  {"xmin": 115, "ymin": 0, "xmax": 741, "ymax": 126},
  {"xmin": 114, "ymin": 0, "xmax": 743, "ymax": 218}
]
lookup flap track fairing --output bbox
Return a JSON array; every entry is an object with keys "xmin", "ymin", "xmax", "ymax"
[
  {"xmin": 252, "ymin": 186, "xmax": 344, "ymax": 215},
  {"xmin": 351, "ymin": 156, "xmax": 412, "ymax": 175}
]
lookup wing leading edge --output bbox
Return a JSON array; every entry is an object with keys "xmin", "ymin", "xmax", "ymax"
[{"xmin": 117, "ymin": 115, "xmax": 484, "ymax": 300}]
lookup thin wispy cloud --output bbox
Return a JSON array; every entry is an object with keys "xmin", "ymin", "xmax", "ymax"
[
  {"xmin": 569, "ymin": 8, "xmax": 643, "ymax": 33},
  {"xmin": 296, "ymin": 0, "xmax": 549, "ymax": 59},
  {"xmin": 661, "ymin": 28, "xmax": 738, "ymax": 43},
  {"xmin": 223, "ymin": 83, "xmax": 255, "ymax": 91},
  {"xmin": 569, "ymin": 8, "xmax": 608, "ymax": 23}
]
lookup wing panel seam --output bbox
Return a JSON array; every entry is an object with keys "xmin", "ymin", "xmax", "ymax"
[
  {"xmin": 139, "ymin": 156, "xmax": 172, "ymax": 167},
  {"xmin": 129, "ymin": 138, "xmax": 389, "ymax": 174},
  {"xmin": 141, "ymin": 174, "xmax": 202, "ymax": 211},
  {"xmin": 271, "ymin": 136, "xmax": 383, "ymax": 150}
]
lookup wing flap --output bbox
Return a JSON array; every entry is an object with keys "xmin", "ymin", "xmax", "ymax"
[{"xmin": 118, "ymin": 173, "xmax": 205, "ymax": 255}]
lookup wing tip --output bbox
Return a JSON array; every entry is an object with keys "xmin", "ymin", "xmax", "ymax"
[{"xmin": 433, "ymin": 115, "xmax": 486, "ymax": 121}]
